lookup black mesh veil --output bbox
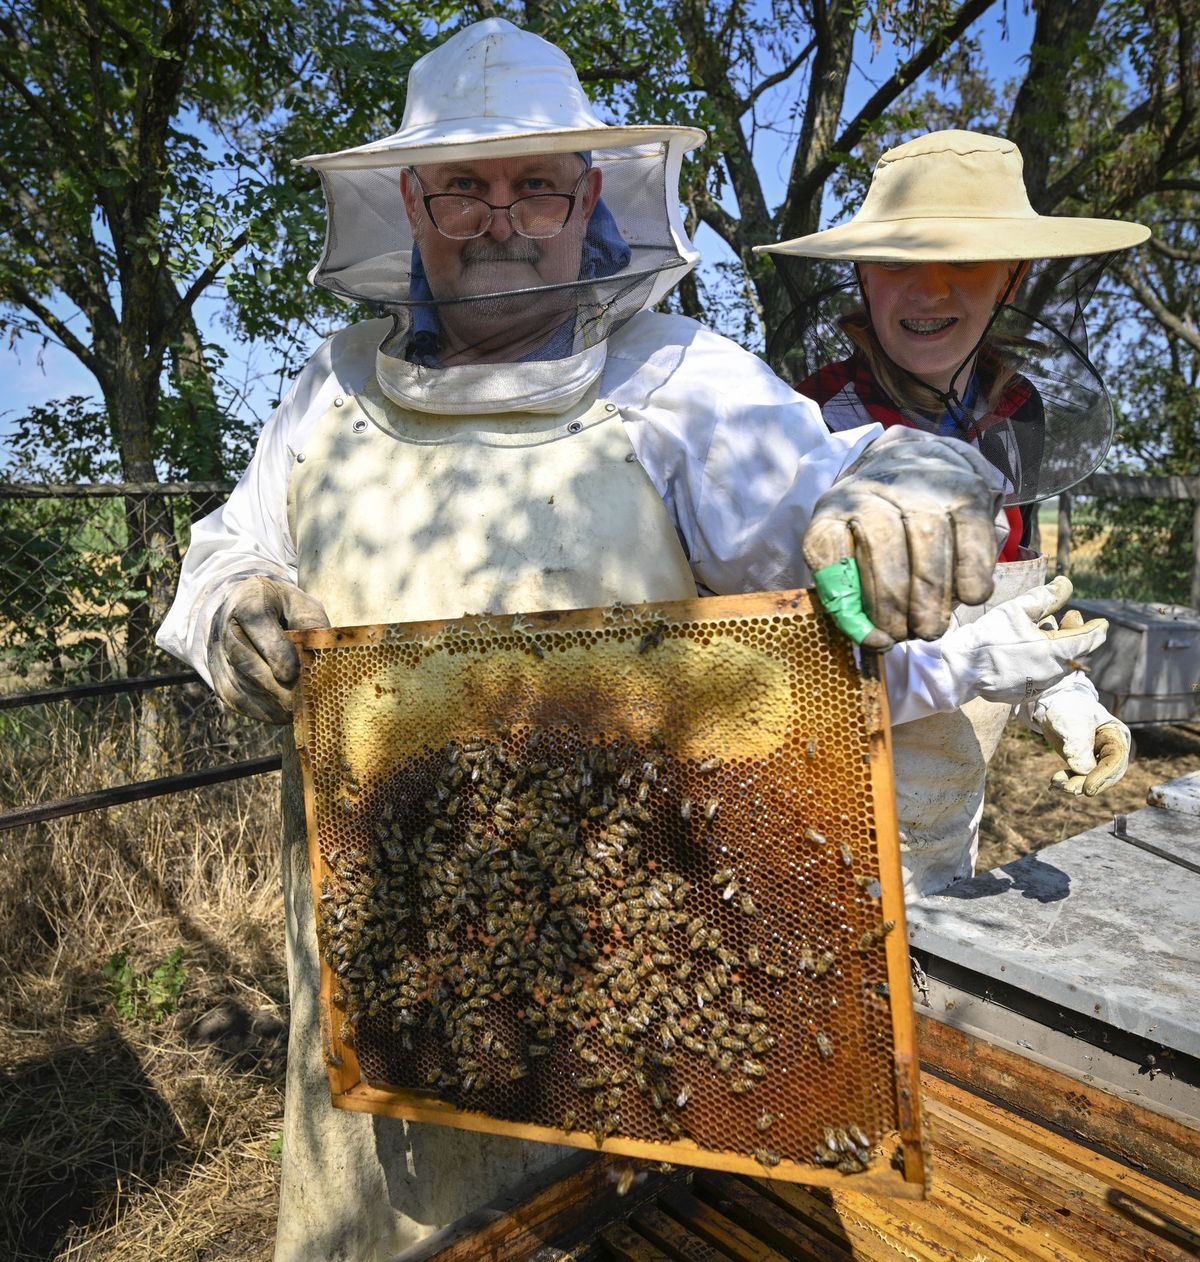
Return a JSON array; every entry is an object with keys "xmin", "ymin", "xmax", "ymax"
[{"xmin": 767, "ymin": 254, "xmax": 1116, "ymax": 505}]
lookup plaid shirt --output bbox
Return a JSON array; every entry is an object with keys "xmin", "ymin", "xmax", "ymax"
[{"xmin": 797, "ymin": 351, "xmax": 1036, "ymax": 562}]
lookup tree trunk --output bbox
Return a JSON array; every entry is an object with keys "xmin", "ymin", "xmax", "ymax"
[
  {"xmin": 763, "ymin": 4, "xmax": 856, "ymax": 360},
  {"xmin": 100, "ymin": 351, "xmax": 180, "ymax": 775}
]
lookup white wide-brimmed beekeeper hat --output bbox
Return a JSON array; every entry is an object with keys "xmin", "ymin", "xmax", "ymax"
[
  {"xmin": 295, "ymin": 18, "xmax": 706, "ymax": 315},
  {"xmin": 300, "ymin": 18, "xmax": 703, "ymax": 170},
  {"xmin": 758, "ymin": 129, "xmax": 1149, "ymax": 263}
]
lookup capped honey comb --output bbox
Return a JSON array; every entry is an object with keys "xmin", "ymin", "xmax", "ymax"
[{"xmin": 291, "ymin": 589, "xmax": 926, "ymax": 1194}]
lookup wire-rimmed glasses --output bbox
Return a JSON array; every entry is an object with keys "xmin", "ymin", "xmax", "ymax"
[{"xmin": 410, "ymin": 168, "xmax": 588, "ymax": 240}]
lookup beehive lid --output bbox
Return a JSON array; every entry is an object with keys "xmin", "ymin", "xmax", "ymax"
[
  {"xmin": 908, "ymin": 802, "xmax": 1200, "ymax": 1057},
  {"xmin": 291, "ymin": 588, "xmax": 925, "ymax": 1193}
]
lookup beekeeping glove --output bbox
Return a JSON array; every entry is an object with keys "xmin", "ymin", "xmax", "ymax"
[
  {"xmin": 207, "ymin": 576, "xmax": 330, "ymax": 724},
  {"xmin": 1022, "ymin": 635, "xmax": 1131, "ymax": 796},
  {"xmin": 935, "ymin": 576, "xmax": 1110, "ymax": 706},
  {"xmin": 804, "ymin": 427, "xmax": 1007, "ymax": 650}
]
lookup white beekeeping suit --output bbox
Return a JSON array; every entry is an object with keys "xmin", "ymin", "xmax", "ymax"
[{"xmin": 159, "ymin": 27, "xmax": 1016, "ymax": 1262}]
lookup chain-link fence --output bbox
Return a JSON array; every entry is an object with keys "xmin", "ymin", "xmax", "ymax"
[{"xmin": 0, "ymin": 482, "xmax": 280, "ymax": 827}]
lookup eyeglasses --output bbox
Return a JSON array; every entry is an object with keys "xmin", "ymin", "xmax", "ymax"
[{"xmin": 410, "ymin": 169, "xmax": 588, "ymax": 240}]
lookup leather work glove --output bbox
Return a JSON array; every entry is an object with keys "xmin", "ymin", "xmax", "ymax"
[
  {"xmin": 937, "ymin": 576, "xmax": 1110, "ymax": 706},
  {"xmin": 1024, "ymin": 662, "xmax": 1132, "ymax": 796},
  {"xmin": 206, "ymin": 576, "xmax": 331, "ymax": 724},
  {"xmin": 803, "ymin": 428, "xmax": 1007, "ymax": 650}
]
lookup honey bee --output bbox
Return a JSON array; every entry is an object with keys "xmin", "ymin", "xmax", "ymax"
[
  {"xmin": 815, "ymin": 1030, "xmax": 834, "ymax": 1059},
  {"xmin": 754, "ymin": 1148, "xmax": 782, "ymax": 1168},
  {"xmin": 848, "ymin": 1123, "xmax": 871, "ymax": 1150},
  {"xmin": 757, "ymin": 1110, "xmax": 776, "ymax": 1132},
  {"xmin": 637, "ymin": 623, "xmax": 666, "ymax": 653}
]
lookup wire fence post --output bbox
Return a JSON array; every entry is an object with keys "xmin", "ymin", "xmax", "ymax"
[{"xmin": 1056, "ymin": 491, "xmax": 1072, "ymax": 576}]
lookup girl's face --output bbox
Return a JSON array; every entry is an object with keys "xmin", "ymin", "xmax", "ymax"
[{"xmin": 858, "ymin": 260, "xmax": 1022, "ymax": 395}]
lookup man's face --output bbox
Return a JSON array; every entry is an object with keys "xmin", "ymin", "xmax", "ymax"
[
  {"xmin": 858, "ymin": 260, "xmax": 1022, "ymax": 394},
  {"xmin": 401, "ymin": 153, "xmax": 603, "ymax": 359}
]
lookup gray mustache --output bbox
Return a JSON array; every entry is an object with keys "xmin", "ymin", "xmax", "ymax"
[{"xmin": 461, "ymin": 239, "xmax": 541, "ymax": 265}]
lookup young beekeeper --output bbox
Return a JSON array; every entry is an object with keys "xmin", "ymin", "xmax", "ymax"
[
  {"xmin": 157, "ymin": 25, "xmax": 1075, "ymax": 1261},
  {"xmin": 758, "ymin": 130, "xmax": 1144, "ymax": 895}
]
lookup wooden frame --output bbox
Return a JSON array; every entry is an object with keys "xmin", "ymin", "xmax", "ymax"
[{"xmin": 291, "ymin": 588, "xmax": 925, "ymax": 1195}]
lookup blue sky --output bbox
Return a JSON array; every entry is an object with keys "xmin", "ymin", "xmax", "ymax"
[{"xmin": 1, "ymin": 4, "xmax": 1036, "ymax": 449}]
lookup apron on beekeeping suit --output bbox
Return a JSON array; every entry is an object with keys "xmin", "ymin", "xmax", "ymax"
[
  {"xmin": 893, "ymin": 549, "xmax": 1047, "ymax": 898},
  {"xmin": 277, "ymin": 19, "xmax": 710, "ymax": 1257},
  {"xmin": 275, "ymin": 353, "xmax": 697, "ymax": 1262}
]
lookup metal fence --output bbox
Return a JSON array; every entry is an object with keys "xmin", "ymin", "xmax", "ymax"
[{"xmin": 0, "ymin": 481, "xmax": 281, "ymax": 831}]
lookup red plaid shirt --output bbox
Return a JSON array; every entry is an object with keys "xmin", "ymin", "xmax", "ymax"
[{"xmin": 798, "ymin": 352, "xmax": 1033, "ymax": 562}]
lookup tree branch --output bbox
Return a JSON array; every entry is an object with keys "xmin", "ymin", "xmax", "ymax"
[
  {"xmin": 0, "ymin": 19, "xmax": 95, "ymax": 175},
  {"xmin": 578, "ymin": 62, "xmax": 651, "ymax": 82},
  {"xmin": 739, "ymin": 37, "xmax": 817, "ymax": 112},
  {"xmin": 1112, "ymin": 259, "xmax": 1200, "ymax": 354},
  {"xmin": 694, "ymin": 194, "xmax": 744, "ymax": 255},
  {"xmin": 0, "ymin": 280, "xmax": 99, "ymax": 371},
  {"xmin": 1042, "ymin": 82, "xmax": 1185, "ymax": 209},
  {"xmin": 0, "ymin": 169, "xmax": 118, "ymax": 333},
  {"xmin": 147, "ymin": 228, "xmax": 249, "ymax": 363},
  {"xmin": 1148, "ymin": 236, "xmax": 1200, "ymax": 265},
  {"xmin": 792, "ymin": 0, "xmax": 999, "ymax": 211}
]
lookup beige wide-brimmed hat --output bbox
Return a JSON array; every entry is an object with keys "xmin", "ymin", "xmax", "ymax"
[{"xmin": 758, "ymin": 130, "xmax": 1148, "ymax": 263}]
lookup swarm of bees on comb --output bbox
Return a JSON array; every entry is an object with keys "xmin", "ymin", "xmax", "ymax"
[{"xmin": 317, "ymin": 725, "xmax": 886, "ymax": 1173}]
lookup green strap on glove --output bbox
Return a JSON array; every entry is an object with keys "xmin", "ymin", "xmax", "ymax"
[{"xmin": 813, "ymin": 558, "xmax": 877, "ymax": 645}]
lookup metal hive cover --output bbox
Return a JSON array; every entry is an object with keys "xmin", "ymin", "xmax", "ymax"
[{"xmin": 292, "ymin": 589, "xmax": 926, "ymax": 1194}]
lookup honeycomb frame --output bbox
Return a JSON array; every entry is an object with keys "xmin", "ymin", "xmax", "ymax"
[{"xmin": 291, "ymin": 588, "xmax": 926, "ymax": 1195}]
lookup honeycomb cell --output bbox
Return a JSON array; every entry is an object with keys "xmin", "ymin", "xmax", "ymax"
[{"xmin": 292, "ymin": 590, "xmax": 922, "ymax": 1189}]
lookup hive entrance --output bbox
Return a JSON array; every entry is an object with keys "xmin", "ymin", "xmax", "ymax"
[{"xmin": 293, "ymin": 590, "xmax": 925, "ymax": 1194}]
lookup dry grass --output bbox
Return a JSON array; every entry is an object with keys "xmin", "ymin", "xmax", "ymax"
[
  {"xmin": 979, "ymin": 720, "xmax": 1200, "ymax": 869},
  {"xmin": 1, "ymin": 703, "xmax": 285, "ymax": 1262}
]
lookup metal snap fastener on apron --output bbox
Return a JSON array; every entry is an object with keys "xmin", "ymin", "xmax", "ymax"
[
  {"xmin": 567, "ymin": 421, "xmax": 583, "ymax": 433},
  {"xmin": 296, "ymin": 452, "xmax": 306, "ymax": 463},
  {"xmin": 333, "ymin": 396, "xmax": 345, "ymax": 408},
  {"xmin": 604, "ymin": 403, "xmax": 618, "ymax": 413},
  {"xmin": 352, "ymin": 418, "xmax": 368, "ymax": 433}
]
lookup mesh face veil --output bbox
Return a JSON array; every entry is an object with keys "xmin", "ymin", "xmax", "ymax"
[
  {"xmin": 296, "ymin": 21, "xmax": 703, "ymax": 386},
  {"xmin": 768, "ymin": 254, "xmax": 1114, "ymax": 506}
]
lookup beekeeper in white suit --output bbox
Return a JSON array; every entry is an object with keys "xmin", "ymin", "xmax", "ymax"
[{"xmin": 158, "ymin": 25, "xmax": 1089, "ymax": 1261}]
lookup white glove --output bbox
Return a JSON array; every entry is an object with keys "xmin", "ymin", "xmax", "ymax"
[
  {"xmin": 937, "ymin": 576, "xmax": 1109, "ymax": 706},
  {"xmin": 206, "ymin": 576, "xmax": 330, "ymax": 724},
  {"xmin": 803, "ymin": 427, "xmax": 1006, "ymax": 649},
  {"xmin": 1024, "ymin": 670, "xmax": 1132, "ymax": 796}
]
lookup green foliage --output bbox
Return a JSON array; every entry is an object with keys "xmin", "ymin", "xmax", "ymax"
[
  {"xmin": 102, "ymin": 946, "xmax": 188, "ymax": 1025},
  {"xmin": 0, "ymin": 400, "xmax": 134, "ymax": 682}
]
